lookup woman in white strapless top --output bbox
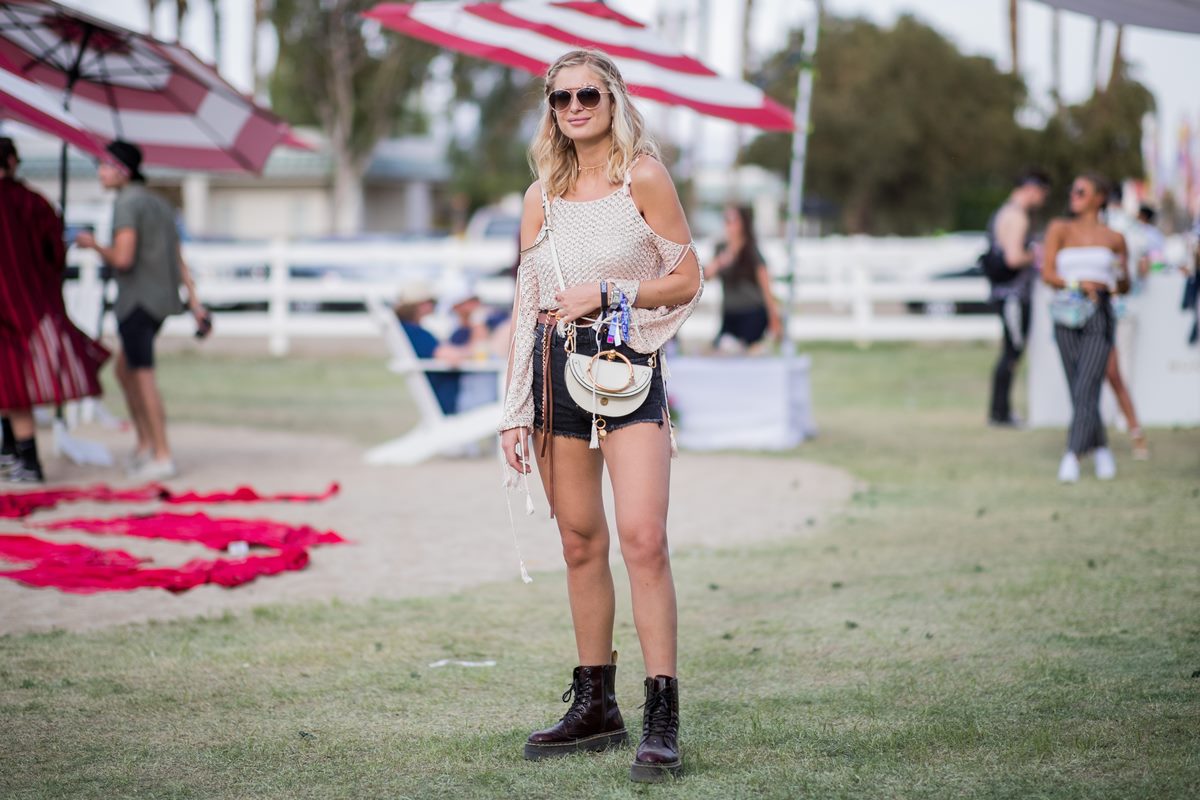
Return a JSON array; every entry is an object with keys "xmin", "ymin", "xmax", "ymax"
[{"xmin": 1042, "ymin": 174, "xmax": 1130, "ymax": 483}]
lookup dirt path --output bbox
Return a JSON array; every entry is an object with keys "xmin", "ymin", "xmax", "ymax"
[{"xmin": 0, "ymin": 422, "xmax": 856, "ymax": 634}]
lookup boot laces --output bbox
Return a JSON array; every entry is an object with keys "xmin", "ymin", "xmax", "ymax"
[
  {"xmin": 559, "ymin": 674, "xmax": 592, "ymax": 724},
  {"xmin": 640, "ymin": 686, "xmax": 676, "ymax": 737}
]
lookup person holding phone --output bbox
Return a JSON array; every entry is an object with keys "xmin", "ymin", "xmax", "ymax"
[{"xmin": 74, "ymin": 140, "xmax": 206, "ymax": 481}]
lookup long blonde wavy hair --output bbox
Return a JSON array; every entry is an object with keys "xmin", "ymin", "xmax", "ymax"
[{"xmin": 529, "ymin": 49, "xmax": 659, "ymax": 199}]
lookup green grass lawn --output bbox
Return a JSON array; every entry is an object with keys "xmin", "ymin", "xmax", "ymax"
[{"xmin": 5, "ymin": 343, "xmax": 1198, "ymax": 799}]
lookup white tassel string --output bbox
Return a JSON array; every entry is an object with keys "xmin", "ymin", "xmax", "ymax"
[{"xmin": 499, "ymin": 446, "xmax": 534, "ymax": 584}]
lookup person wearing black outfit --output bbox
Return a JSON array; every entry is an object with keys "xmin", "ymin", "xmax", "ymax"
[
  {"xmin": 704, "ymin": 205, "xmax": 782, "ymax": 350},
  {"xmin": 983, "ymin": 170, "xmax": 1050, "ymax": 426}
]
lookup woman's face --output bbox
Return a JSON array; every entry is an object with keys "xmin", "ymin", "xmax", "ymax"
[
  {"xmin": 1069, "ymin": 178, "xmax": 1103, "ymax": 215},
  {"xmin": 550, "ymin": 65, "xmax": 613, "ymax": 145},
  {"xmin": 724, "ymin": 208, "xmax": 743, "ymax": 238}
]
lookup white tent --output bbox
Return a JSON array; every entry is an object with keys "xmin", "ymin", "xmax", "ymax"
[{"xmin": 1035, "ymin": 0, "xmax": 1200, "ymax": 34}]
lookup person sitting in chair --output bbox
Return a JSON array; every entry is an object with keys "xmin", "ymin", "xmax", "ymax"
[{"xmin": 393, "ymin": 283, "xmax": 470, "ymax": 415}]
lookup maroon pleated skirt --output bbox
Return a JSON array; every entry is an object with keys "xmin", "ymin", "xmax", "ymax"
[{"xmin": 0, "ymin": 312, "xmax": 109, "ymax": 409}]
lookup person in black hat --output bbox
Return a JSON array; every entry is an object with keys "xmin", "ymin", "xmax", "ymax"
[{"xmin": 75, "ymin": 140, "xmax": 207, "ymax": 481}]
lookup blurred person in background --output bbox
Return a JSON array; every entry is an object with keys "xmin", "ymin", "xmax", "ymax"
[
  {"xmin": 981, "ymin": 169, "xmax": 1050, "ymax": 427},
  {"xmin": 1042, "ymin": 173, "xmax": 1130, "ymax": 483},
  {"xmin": 704, "ymin": 205, "xmax": 782, "ymax": 353},
  {"xmin": 443, "ymin": 283, "xmax": 508, "ymax": 413},
  {"xmin": 0, "ymin": 137, "xmax": 108, "ymax": 483},
  {"xmin": 393, "ymin": 283, "xmax": 470, "ymax": 415},
  {"xmin": 75, "ymin": 140, "xmax": 206, "ymax": 481},
  {"xmin": 1102, "ymin": 199, "xmax": 1159, "ymax": 461}
]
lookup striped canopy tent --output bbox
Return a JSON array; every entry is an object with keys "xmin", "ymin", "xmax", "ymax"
[
  {"xmin": 363, "ymin": 1, "xmax": 794, "ymax": 130},
  {"xmin": 365, "ymin": 1, "xmax": 818, "ymax": 349},
  {"xmin": 0, "ymin": 0, "xmax": 294, "ymax": 174},
  {"xmin": 1034, "ymin": 0, "xmax": 1200, "ymax": 33},
  {"xmin": 0, "ymin": 50, "xmax": 109, "ymax": 162}
]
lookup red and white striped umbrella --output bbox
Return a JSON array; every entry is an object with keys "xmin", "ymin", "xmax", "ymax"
[
  {"xmin": 0, "ymin": 50, "xmax": 109, "ymax": 161},
  {"xmin": 364, "ymin": 1, "xmax": 794, "ymax": 131},
  {"xmin": 0, "ymin": 0, "xmax": 293, "ymax": 172}
]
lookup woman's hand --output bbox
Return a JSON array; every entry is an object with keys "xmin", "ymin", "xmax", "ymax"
[
  {"xmin": 1077, "ymin": 280, "xmax": 1108, "ymax": 302},
  {"xmin": 501, "ymin": 427, "xmax": 533, "ymax": 474},
  {"xmin": 768, "ymin": 313, "xmax": 784, "ymax": 341},
  {"xmin": 553, "ymin": 283, "xmax": 601, "ymax": 324}
]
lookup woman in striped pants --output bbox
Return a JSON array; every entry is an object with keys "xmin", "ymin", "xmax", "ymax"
[{"xmin": 1041, "ymin": 174, "xmax": 1130, "ymax": 483}]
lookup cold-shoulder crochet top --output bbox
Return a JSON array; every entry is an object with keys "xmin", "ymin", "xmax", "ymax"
[{"xmin": 498, "ymin": 158, "xmax": 703, "ymax": 432}]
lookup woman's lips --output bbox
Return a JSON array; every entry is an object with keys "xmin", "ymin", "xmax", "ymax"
[{"xmin": 568, "ymin": 117, "xmax": 590, "ymax": 126}]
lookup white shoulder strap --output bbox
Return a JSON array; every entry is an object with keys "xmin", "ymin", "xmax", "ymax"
[
  {"xmin": 539, "ymin": 183, "xmax": 567, "ymax": 291},
  {"xmin": 623, "ymin": 155, "xmax": 642, "ymax": 192}
]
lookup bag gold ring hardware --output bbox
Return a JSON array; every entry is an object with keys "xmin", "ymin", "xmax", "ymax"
[{"xmin": 587, "ymin": 350, "xmax": 634, "ymax": 392}]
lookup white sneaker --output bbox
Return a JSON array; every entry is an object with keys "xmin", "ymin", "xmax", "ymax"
[
  {"xmin": 123, "ymin": 449, "xmax": 151, "ymax": 476},
  {"xmin": 1057, "ymin": 452, "xmax": 1080, "ymax": 483},
  {"xmin": 131, "ymin": 458, "xmax": 178, "ymax": 482},
  {"xmin": 1094, "ymin": 447, "xmax": 1117, "ymax": 480}
]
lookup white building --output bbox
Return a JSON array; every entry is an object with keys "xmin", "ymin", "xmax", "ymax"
[{"xmin": 9, "ymin": 130, "xmax": 450, "ymax": 241}]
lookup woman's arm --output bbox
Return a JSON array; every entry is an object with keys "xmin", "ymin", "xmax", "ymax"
[
  {"xmin": 499, "ymin": 182, "xmax": 546, "ymax": 473},
  {"xmin": 704, "ymin": 246, "xmax": 734, "ymax": 280},
  {"xmin": 1112, "ymin": 232, "xmax": 1131, "ymax": 295},
  {"xmin": 1041, "ymin": 220, "xmax": 1066, "ymax": 289},
  {"xmin": 756, "ymin": 262, "xmax": 784, "ymax": 338},
  {"xmin": 177, "ymin": 244, "xmax": 205, "ymax": 317}
]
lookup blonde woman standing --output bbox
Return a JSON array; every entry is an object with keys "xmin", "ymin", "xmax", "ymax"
[{"xmin": 498, "ymin": 49, "xmax": 702, "ymax": 782}]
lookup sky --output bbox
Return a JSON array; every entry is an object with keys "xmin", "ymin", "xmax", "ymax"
[{"xmin": 51, "ymin": 0, "xmax": 1200, "ymax": 178}]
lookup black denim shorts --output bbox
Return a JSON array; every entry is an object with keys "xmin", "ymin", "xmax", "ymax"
[
  {"xmin": 532, "ymin": 322, "xmax": 666, "ymax": 440},
  {"xmin": 118, "ymin": 306, "xmax": 164, "ymax": 369}
]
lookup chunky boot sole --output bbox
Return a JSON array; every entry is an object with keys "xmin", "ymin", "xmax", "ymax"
[
  {"xmin": 630, "ymin": 758, "xmax": 683, "ymax": 783},
  {"xmin": 523, "ymin": 729, "xmax": 628, "ymax": 760}
]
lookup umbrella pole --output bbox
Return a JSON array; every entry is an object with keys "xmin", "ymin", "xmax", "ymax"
[{"xmin": 782, "ymin": 7, "xmax": 820, "ymax": 357}]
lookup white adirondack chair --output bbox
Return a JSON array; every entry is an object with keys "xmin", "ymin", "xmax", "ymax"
[{"xmin": 364, "ymin": 297, "xmax": 503, "ymax": 465}]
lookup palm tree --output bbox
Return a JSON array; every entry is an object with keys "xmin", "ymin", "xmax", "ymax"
[
  {"xmin": 1106, "ymin": 24, "xmax": 1125, "ymax": 91},
  {"xmin": 1051, "ymin": 8, "xmax": 1062, "ymax": 111},
  {"xmin": 210, "ymin": 0, "xmax": 222, "ymax": 70},
  {"xmin": 252, "ymin": 0, "xmax": 269, "ymax": 99},
  {"xmin": 1008, "ymin": 0, "xmax": 1018, "ymax": 74}
]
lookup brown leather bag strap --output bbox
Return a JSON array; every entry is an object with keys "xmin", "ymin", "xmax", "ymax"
[{"xmin": 539, "ymin": 321, "xmax": 556, "ymax": 519}]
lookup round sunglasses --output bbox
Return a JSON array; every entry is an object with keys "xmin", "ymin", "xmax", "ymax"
[{"xmin": 547, "ymin": 86, "xmax": 610, "ymax": 112}]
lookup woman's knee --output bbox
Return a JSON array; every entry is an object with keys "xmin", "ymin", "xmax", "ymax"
[
  {"xmin": 619, "ymin": 522, "xmax": 669, "ymax": 572},
  {"xmin": 558, "ymin": 525, "xmax": 609, "ymax": 570}
]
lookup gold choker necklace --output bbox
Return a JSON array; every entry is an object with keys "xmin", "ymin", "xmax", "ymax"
[{"xmin": 577, "ymin": 161, "xmax": 606, "ymax": 172}]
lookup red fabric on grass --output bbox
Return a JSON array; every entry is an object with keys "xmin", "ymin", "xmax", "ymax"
[
  {"xmin": 0, "ymin": 482, "xmax": 344, "ymax": 593},
  {"xmin": 0, "ymin": 484, "xmax": 161, "ymax": 518},
  {"xmin": 0, "ymin": 482, "xmax": 341, "ymax": 519},
  {"xmin": 0, "ymin": 533, "xmax": 144, "ymax": 568},
  {"xmin": 34, "ymin": 512, "xmax": 347, "ymax": 550},
  {"xmin": 162, "ymin": 483, "xmax": 341, "ymax": 505},
  {"xmin": 0, "ymin": 534, "xmax": 309, "ymax": 593}
]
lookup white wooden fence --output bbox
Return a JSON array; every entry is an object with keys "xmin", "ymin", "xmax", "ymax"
[{"xmin": 63, "ymin": 234, "xmax": 1001, "ymax": 354}]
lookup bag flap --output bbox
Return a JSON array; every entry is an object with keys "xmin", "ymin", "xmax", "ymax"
[{"xmin": 567, "ymin": 353, "xmax": 653, "ymax": 398}]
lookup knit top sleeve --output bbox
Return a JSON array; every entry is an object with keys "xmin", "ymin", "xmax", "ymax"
[{"xmin": 497, "ymin": 244, "xmax": 542, "ymax": 433}]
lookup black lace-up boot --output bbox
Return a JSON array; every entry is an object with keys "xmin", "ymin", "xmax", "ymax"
[
  {"xmin": 630, "ymin": 675, "xmax": 681, "ymax": 782},
  {"xmin": 524, "ymin": 652, "xmax": 626, "ymax": 760}
]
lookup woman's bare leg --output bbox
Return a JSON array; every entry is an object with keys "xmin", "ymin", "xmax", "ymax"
[
  {"xmin": 601, "ymin": 420, "xmax": 676, "ymax": 677},
  {"xmin": 533, "ymin": 432, "xmax": 615, "ymax": 666},
  {"xmin": 1106, "ymin": 347, "xmax": 1141, "ymax": 432}
]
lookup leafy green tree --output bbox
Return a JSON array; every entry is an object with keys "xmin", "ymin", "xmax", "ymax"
[
  {"xmin": 445, "ymin": 60, "xmax": 541, "ymax": 216},
  {"xmin": 746, "ymin": 15, "xmax": 1026, "ymax": 234},
  {"xmin": 1023, "ymin": 68, "xmax": 1154, "ymax": 212},
  {"xmin": 269, "ymin": 0, "xmax": 437, "ymax": 234}
]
